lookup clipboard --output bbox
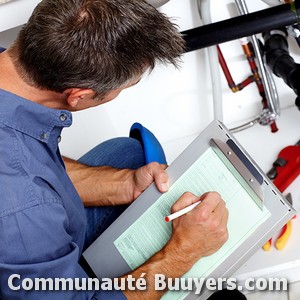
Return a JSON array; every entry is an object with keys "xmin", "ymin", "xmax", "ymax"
[{"xmin": 83, "ymin": 120, "xmax": 295, "ymax": 299}]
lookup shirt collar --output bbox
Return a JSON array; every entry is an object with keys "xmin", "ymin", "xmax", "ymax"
[{"xmin": 0, "ymin": 88, "xmax": 72, "ymax": 144}]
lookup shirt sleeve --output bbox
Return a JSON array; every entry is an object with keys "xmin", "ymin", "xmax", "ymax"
[{"xmin": 0, "ymin": 201, "xmax": 127, "ymax": 300}]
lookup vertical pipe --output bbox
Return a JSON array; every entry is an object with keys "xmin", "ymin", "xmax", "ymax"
[
  {"xmin": 235, "ymin": 0, "xmax": 280, "ymax": 125},
  {"xmin": 198, "ymin": 0, "xmax": 223, "ymax": 121}
]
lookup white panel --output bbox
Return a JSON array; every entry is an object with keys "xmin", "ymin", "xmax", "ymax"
[{"xmin": 0, "ymin": 0, "xmax": 41, "ymax": 32}]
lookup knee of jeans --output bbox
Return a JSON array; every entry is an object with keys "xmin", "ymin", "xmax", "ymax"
[
  {"xmin": 108, "ymin": 137, "xmax": 145, "ymax": 169},
  {"xmin": 78, "ymin": 137, "xmax": 145, "ymax": 169}
]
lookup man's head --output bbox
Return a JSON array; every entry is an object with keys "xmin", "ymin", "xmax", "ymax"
[{"xmin": 8, "ymin": 0, "xmax": 185, "ymax": 103}]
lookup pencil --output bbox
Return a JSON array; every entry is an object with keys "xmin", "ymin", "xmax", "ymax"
[{"xmin": 165, "ymin": 200, "xmax": 202, "ymax": 222}]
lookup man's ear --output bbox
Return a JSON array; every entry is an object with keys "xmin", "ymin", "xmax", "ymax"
[{"xmin": 63, "ymin": 88, "xmax": 95, "ymax": 108}]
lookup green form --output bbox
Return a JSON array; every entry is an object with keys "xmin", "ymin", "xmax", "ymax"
[{"xmin": 114, "ymin": 147, "xmax": 271, "ymax": 299}]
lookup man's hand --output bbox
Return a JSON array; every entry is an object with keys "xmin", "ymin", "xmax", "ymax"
[
  {"xmin": 123, "ymin": 191, "xmax": 229, "ymax": 300},
  {"xmin": 64, "ymin": 157, "xmax": 169, "ymax": 207},
  {"xmin": 130, "ymin": 162, "xmax": 169, "ymax": 200},
  {"xmin": 169, "ymin": 191, "xmax": 229, "ymax": 264}
]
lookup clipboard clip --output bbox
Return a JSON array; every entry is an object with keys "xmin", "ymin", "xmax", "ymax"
[{"xmin": 210, "ymin": 138, "xmax": 264, "ymax": 210}]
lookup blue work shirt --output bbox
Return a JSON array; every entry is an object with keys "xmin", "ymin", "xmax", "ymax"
[{"xmin": 0, "ymin": 88, "xmax": 127, "ymax": 300}]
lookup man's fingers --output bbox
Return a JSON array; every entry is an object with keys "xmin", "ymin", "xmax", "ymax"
[
  {"xmin": 171, "ymin": 191, "xmax": 224, "ymax": 214},
  {"xmin": 159, "ymin": 163, "xmax": 168, "ymax": 170},
  {"xmin": 196, "ymin": 191, "xmax": 223, "ymax": 212},
  {"xmin": 146, "ymin": 162, "xmax": 169, "ymax": 193},
  {"xmin": 156, "ymin": 171, "xmax": 169, "ymax": 192},
  {"xmin": 211, "ymin": 197, "xmax": 227, "ymax": 217},
  {"xmin": 220, "ymin": 205, "xmax": 229, "ymax": 228},
  {"xmin": 171, "ymin": 192, "xmax": 200, "ymax": 213},
  {"xmin": 207, "ymin": 200, "xmax": 228, "ymax": 235}
]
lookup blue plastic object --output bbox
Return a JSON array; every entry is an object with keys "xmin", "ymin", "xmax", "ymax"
[{"xmin": 129, "ymin": 122, "xmax": 167, "ymax": 164}]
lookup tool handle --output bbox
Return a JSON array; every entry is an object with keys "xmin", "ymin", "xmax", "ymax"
[
  {"xmin": 275, "ymin": 220, "xmax": 292, "ymax": 250},
  {"xmin": 262, "ymin": 238, "xmax": 272, "ymax": 252}
]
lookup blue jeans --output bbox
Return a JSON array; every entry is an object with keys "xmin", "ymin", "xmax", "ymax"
[{"xmin": 78, "ymin": 137, "xmax": 145, "ymax": 251}]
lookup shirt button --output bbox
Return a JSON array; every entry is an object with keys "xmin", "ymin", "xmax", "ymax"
[
  {"xmin": 58, "ymin": 136, "xmax": 62, "ymax": 143},
  {"xmin": 41, "ymin": 132, "xmax": 47, "ymax": 139},
  {"xmin": 59, "ymin": 113, "xmax": 68, "ymax": 122}
]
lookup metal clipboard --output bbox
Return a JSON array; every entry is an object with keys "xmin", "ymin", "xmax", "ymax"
[{"xmin": 83, "ymin": 120, "xmax": 295, "ymax": 299}]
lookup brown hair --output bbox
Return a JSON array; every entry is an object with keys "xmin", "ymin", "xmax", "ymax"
[{"xmin": 9, "ymin": 0, "xmax": 185, "ymax": 97}]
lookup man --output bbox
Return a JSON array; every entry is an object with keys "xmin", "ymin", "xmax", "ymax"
[{"xmin": 0, "ymin": 0, "xmax": 229, "ymax": 299}]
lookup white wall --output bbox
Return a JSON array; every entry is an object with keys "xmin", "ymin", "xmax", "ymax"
[{"xmin": 0, "ymin": 0, "xmax": 298, "ymax": 163}]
